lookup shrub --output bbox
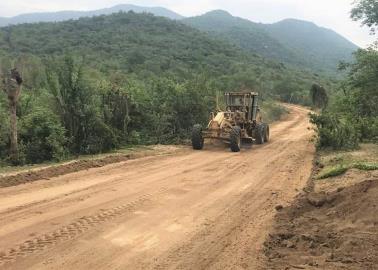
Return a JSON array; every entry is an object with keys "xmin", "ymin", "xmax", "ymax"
[
  {"xmin": 79, "ymin": 117, "xmax": 118, "ymax": 154},
  {"xmin": 317, "ymin": 165, "xmax": 348, "ymax": 179},
  {"xmin": 353, "ymin": 162, "xmax": 378, "ymax": 171},
  {"xmin": 310, "ymin": 112, "xmax": 360, "ymax": 150},
  {"xmin": 359, "ymin": 117, "xmax": 378, "ymax": 142},
  {"xmin": 20, "ymin": 108, "xmax": 67, "ymax": 163}
]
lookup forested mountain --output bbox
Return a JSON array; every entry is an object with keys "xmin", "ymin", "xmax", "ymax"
[
  {"xmin": 183, "ymin": 10, "xmax": 358, "ymax": 73},
  {"xmin": 183, "ymin": 10, "xmax": 301, "ymax": 66},
  {"xmin": 0, "ymin": 5, "xmax": 358, "ymax": 73},
  {"xmin": 262, "ymin": 19, "xmax": 359, "ymax": 72},
  {"xmin": 0, "ymin": 11, "xmax": 319, "ymax": 84},
  {"xmin": 0, "ymin": 12, "xmax": 253, "ymax": 78},
  {"xmin": 0, "ymin": 11, "xmax": 332, "ymax": 164},
  {"xmin": 0, "ymin": 4, "xmax": 184, "ymax": 26}
]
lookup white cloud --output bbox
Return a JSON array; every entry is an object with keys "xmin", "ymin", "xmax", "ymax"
[{"xmin": 0, "ymin": 0, "xmax": 375, "ymax": 47}]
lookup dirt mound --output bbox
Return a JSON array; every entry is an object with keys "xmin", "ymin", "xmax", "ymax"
[
  {"xmin": 0, "ymin": 152, "xmax": 155, "ymax": 188},
  {"xmin": 264, "ymin": 179, "xmax": 378, "ymax": 270}
]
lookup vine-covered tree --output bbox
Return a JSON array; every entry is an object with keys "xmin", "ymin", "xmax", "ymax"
[{"xmin": 1, "ymin": 68, "xmax": 23, "ymax": 164}]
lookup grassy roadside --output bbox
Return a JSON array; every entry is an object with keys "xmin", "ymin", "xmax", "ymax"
[
  {"xmin": 0, "ymin": 144, "xmax": 186, "ymax": 188},
  {"xmin": 315, "ymin": 143, "xmax": 378, "ymax": 179},
  {"xmin": 0, "ymin": 100, "xmax": 288, "ymax": 175},
  {"xmin": 0, "ymin": 145, "xmax": 154, "ymax": 176}
]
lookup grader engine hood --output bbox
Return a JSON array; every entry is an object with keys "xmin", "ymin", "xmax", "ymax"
[
  {"xmin": 208, "ymin": 112, "xmax": 234, "ymax": 129},
  {"xmin": 209, "ymin": 112, "xmax": 224, "ymax": 129}
]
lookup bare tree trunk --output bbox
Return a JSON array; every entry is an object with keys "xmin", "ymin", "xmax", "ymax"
[
  {"xmin": 9, "ymin": 99, "xmax": 18, "ymax": 163},
  {"xmin": 1, "ymin": 68, "xmax": 23, "ymax": 165}
]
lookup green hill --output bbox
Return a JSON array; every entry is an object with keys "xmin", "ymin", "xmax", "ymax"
[
  {"xmin": 183, "ymin": 10, "xmax": 302, "ymax": 66},
  {"xmin": 183, "ymin": 10, "xmax": 358, "ymax": 73},
  {"xmin": 0, "ymin": 12, "xmax": 244, "ymax": 77},
  {"xmin": 0, "ymin": 11, "xmax": 322, "ymax": 86},
  {"xmin": 262, "ymin": 19, "xmax": 359, "ymax": 72},
  {"xmin": 0, "ymin": 11, "xmax": 334, "ymax": 104},
  {"xmin": 0, "ymin": 4, "xmax": 184, "ymax": 26},
  {"xmin": 0, "ymin": 11, "xmax": 334, "ymax": 164}
]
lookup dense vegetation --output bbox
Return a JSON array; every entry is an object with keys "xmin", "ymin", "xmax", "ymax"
[
  {"xmin": 0, "ymin": 4, "xmax": 184, "ymax": 26},
  {"xmin": 310, "ymin": 0, "xmax": 378, "ymax": 150},
  {"xmin": 0, "ymin": 11, "xmax": 334, "ymax": 165},
  {"xmin": 183, "ymin": 11, "xmax": 358, "ymax": 74}
]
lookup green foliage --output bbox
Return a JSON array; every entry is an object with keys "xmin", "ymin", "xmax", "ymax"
[
  {"xmin": 98, "ymin": 79, "xmax": 130, "ymax": 143},
  {"xmin": 351, "ymin": 0, "xmax": 378, "ymax": 33},
  {"xmin": 127, "ymin": 76, "xmax": 215, "ymax": 144},
  {"xmin": 0, "ymin": 12, "xmax": 335, "ymax": 165},
  {"xmin": 317, "ymin": 162, "xmax": 378, "ymax": 179},
  {"xmin": 0, "ymin": 12, "xmax": 243, "ymax": 79},
  {"xmin": 19, "ymin": 107, "xmax": 67, "ymax": 164},
  {"xmin": 46, "ymin": 56, "xmax": 119, "ymax": 154},
  {"xmin": 0, "ymin": 105, "xmax": 9, "ymax": 158},
  {"xmin": 317, "ymin": 165, "xmax": 348, "ymax": 179},
  {"xmin": 0, "ymin": 12, "xmax": 332, "ymax": 106},
  {"xmin": 310, "ymin": 84, "xmax": 328, "ymax": 109},
  {"xmin": 353, "ymin": 162, "xmax": 378, "ymax": 171},
  {"xmin": 310, "ymin": 112, "xmax": 360, "ymax": 150},
  {"xmin": 312, "ymin": 42, "xmax": 378, "ymax": 150}
]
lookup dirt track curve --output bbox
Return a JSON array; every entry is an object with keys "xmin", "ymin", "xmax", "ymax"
[{"xmin": 0, "ymin": 105, "xmax": 315, "ymax": 270}]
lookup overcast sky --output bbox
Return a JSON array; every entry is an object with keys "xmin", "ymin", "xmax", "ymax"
[{"xmin": 0, "ymin": 0, "xmax": 375, "ymax": 47}]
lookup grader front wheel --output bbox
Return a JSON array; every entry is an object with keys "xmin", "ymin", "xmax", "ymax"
[
  {"xmin": 192, "ymin": 124, "xmax": 204, "ymax": 150},
  {"xmin": 230, "ymin": 126, "xmax": 241, "ymax": 152}
]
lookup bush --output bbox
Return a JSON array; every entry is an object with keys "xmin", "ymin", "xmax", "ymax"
[
  {"xmin": 317, "ymin": 165, "xmax": 348, "ymax": 179},
  {"xmin": 310, "ymin": 112, "xmax": 360, "ymax": 150},
  {"xmin": 359, "ymin": 117, "xmax": 378, "ymax": 142},
  {"xmin": 353, "ymin": 162, "xmax": 378, "ymax": 171},
  {"xmin": 20, "ymin": 108, "xmax": 67, "ymax": 163},
  {"xmin": 79, "ymin": 117, "xmax": 118, "ymax": 154}
]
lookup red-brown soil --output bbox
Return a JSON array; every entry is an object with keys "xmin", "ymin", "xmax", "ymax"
[
  {"xmin": 0, "ymin": 105, "xmax": 314, "ymax": 269},
  {"xmin": 263, "ymin": 174, "xmax": 378, "ymax": 270}
]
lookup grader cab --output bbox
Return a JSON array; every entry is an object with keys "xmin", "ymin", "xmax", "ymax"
[{"xmin": 192, "ymin": 92, "xmax": 269, "ymax": 152}]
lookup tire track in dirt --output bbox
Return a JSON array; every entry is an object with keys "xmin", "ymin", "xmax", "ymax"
[
  {"xmin": 0, "ymin": 186, "xmax": 169, "ymax": 266},
  {"xmin": 0, "ymin": 104, "xmax": 315, "ymax": 270},
  {"xmin": 147, "ymin": 127, "xmax": 312, "ymax": 269}
]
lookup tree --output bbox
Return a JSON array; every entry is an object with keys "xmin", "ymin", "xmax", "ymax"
[
  {"xmin": 46, "ymin": 56, "xmax": 117, "ymax": 154},
  {"xmin": 351, "ymin": 0, "xmax": 378, "ymax": 34},
  {"xmin": 310, "ymin": 84, "xmax": 328, "ymax": 109},
  {"xmin": 99, "ymin": 80, "xmax": 130, "ymax": 141},
  {"xmin": 20, "ymin": 107, "xmax": 67, "ymax": 163},
  {"xmin": 1, "ymin": 68, "xmax": 23, "ymax": 164}
]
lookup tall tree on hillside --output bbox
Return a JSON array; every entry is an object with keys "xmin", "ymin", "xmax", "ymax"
[
  {"xmin": 351, "ymin": 0, "xmax": 378, "ymax": 34},
  {"xmin": 310, "ymin": 84, "xmax": 328, "ymax": 109},
  {"xmin": 1, "ymin": 68, "xmax": 23, "ymax": 164}
]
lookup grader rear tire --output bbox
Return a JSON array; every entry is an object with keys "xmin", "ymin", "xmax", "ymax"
[
  {"xmin": 230, "ymin": 126, "xmax": 241, "ymax": 152},
  {"xmin": 192, "ymin": 124, "xmax": 204, "ymax": 150},
  {"xmin": 264, "ymin": 124, "xmax": 270, "ymax": 143},
  {"xmin": 255, "ymin": 124, "xmax": 265, "ymax": 145}
]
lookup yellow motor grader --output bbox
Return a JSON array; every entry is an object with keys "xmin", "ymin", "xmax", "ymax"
[{"xmin": 192, "ymin": 92, "xmax": 269, "ymax": 152}]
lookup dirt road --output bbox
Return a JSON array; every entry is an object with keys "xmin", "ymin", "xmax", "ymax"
[{"xmin": 0, "ymin": 105, "xmax": 315, "ymax": 270}]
